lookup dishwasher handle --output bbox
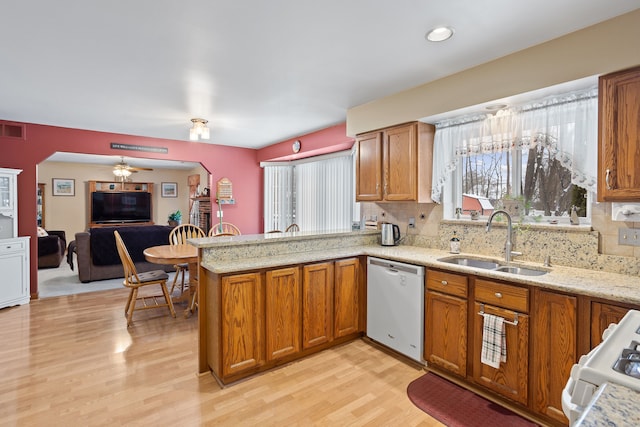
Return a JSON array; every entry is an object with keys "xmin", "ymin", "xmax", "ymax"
[{"xmin": 368, "ymin": 257, "xmax": 424, "ymax": 276}]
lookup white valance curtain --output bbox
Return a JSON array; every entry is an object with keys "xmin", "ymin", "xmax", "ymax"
[{"xmin": 431, "ymin": 88, "xmax": 598, "ymax": 203}]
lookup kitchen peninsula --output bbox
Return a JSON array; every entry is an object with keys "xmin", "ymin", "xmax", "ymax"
[{"xmin": 190, "ymin": 229, "xmax": 640, "ymax": 426}]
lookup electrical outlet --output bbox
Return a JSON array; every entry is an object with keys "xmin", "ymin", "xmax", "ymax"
[
  {"xmin": 618, "ymin": 228, "xmax": 640, "ymax": 246},
  {"xmin": 216, "ymin": 210, "xmax": 223, "ymax": 218},
  {"xmin": 408, "ymin": 217, "xmax": 415, "ymax": 228}
]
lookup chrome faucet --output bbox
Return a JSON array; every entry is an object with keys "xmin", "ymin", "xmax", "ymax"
[{"xmin": 486, "ymin": 209, "xmax": 521, "ymax": 263}]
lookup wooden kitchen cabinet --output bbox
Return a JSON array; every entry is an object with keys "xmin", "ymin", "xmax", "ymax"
[
  {"xmin": 424, "ymin": 269, "xmax": 468, "ymax": 377},
  {"xmin": 531, "ymin": 289, "xmax": 576, "ymax": 425},
  {"xmin": 334, "ymin": 258, "xmax": 361, "ymax": 338},
  {"xmin": 265, "ymin": 267, "xmax": 301, "ymax": 362},
  {"xmin": 598, "ymin": 65, "xmax": 640, "ymax": 201},
  {"xmin": 472, "ymin": 279, "xmax": 529, "ymax": 405},
  {"xmin": 591, "ymin": 301, "xmax": 630, "ymax": 348},
  {"xmin": 355, "ymin": 122, "xmax": 434, "ymax": 202},
  {"xmin": 302, "ymin": 262, "xmax": 334, "ymax": 349},
  {"xmin": 221, "ymin": 272, "xmax": 264, "ymax": 377},
  {"xmin": 355, "ymin": 131, "xmax": 383, "ymax": 201}
]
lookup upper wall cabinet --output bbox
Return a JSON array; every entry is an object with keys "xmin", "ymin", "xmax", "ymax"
[
  {"xmin": 355, "ymin": 122, "xmax": 434, "ymax": 202},
  {"xmin": 598, "ymin": 65, "xmax": 640, "ymax": 201}
]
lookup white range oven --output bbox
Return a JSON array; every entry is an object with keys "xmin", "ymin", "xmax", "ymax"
[{"xmin": 562, "ymin": 309, "xmax": 640, "ymax": 425}]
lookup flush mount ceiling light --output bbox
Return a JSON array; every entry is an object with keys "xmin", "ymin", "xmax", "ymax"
[
  {"xmin": 189, "ymin": 118, "xmax": 210, "ymax": 141},
  {"xmin": 425, "ymin": 26, "xmax": 454, "ymax": 42}
]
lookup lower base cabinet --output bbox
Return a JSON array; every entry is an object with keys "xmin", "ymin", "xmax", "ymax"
[
  {"xmin": 265, "ymin": 267, "xmax": 301, "ymax": 361},
  {"xmin": 531, "ymin": 289, "xmax": 577, "ymax": 425},
  {"xmin": 221, "ymin": 272, "xmax": 264, "ymax": 377},
  {"xmin": 0, "ymin": 237, "xmax": 30, "ymax": 309},
  {"xmin": 424, "ymin": 270, "xmax": 468, "ymax": 377},
  {"xmin": 302, "ymin": 262, "xmax": 334, "ymax": 349},
  {"xmin": 472, "ymin": 302, "xmax": 529, "ymax": 405},
  {"xmin": 591, "ymin": 301, "xmax": 629, "ymax": 348},
  {"xmin": 213, "ymin": 257, "xmax": 362, "ymax": 384},
  {"xmin": 334, "ymin": 258, "xmax": 360, "ymax": 338}
]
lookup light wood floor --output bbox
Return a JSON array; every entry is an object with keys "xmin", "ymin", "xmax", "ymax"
[{"xmin": 0, "ymin": 288, "xmax": 442, "ymax": 426}]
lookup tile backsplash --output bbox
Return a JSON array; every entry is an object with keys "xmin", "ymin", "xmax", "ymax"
[{"xmin": 359, "ymin": 201, "xmax": 640, "ymax": 276}]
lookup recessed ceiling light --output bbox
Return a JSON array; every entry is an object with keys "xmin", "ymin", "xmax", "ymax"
[{"xmin": 425, "ymin": 26, "xmax": 454, "ymax": 42}]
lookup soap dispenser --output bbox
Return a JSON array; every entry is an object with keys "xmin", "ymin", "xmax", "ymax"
[{"xmin": 450, "ymin": 231, "xmax": 460, "ymax": 254}]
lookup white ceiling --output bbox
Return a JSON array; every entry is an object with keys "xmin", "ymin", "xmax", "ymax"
[{"xmin": 1, "ymin": 1, "xmax": 638, "ymax": 150}]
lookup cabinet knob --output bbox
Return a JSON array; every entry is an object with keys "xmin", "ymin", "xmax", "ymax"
[
  {"xmin": 495, "ymin": 292, "xmax": 502, "ymax": 298},
  {"xmin": 441, "ymin": 280, "xmax": 448, "ymax": 285},
  {"xmin": 605, "ymin": 169, "xmax": 612, "ymax": 190}
]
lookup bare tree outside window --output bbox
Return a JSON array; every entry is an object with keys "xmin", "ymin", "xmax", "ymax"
[{"xmin": 461, "ymin": 136, "xmax": 586, "ymax": 219}]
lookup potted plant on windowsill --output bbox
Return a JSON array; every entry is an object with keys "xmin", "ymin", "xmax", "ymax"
[{"xmin": 168, "ymin": 210, "xmax": 182, "ymax": 227}]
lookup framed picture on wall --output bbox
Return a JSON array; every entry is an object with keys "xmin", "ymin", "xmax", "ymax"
[
  {"xmin": 52, "ymin": 178, "xmax": 75, "ymax": 196},
  {"xmin": 161, "ymin": 182, "xmax": 178, "ymax": 198}
]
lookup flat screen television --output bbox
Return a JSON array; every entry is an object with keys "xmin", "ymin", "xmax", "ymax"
[{"xmin": 91, "ymin": 191, "xmax": 152, "ymax": 224}]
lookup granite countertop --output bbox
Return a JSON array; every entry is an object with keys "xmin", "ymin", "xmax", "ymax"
[
  {"xmin": 575, "ymin": 382, "xmax": 640, "ymax": 426},
  {"xmin": 198, "ymin": 239, "xmax": 640, "ymax": 306}
]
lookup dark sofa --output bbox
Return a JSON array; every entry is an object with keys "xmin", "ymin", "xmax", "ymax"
[
  {"xmin": 38, "ymin": 230, "xmax": 67, "ymax": 269},
  {"xmin": 75, "ymin": 225, "xmax": 175, "ymax": 282}
]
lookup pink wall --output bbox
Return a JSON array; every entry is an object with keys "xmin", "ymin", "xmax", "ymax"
[
  {"xmin": 256, "ymin": 123, "xmax": 354, "ymax": 162},
  {"xmin": 1, "ymin": 121, "xmax": 261, "ymax": 296},
  {"xmin": 1, "ymin": 120, "xmax": 354, "ymax": 297}
]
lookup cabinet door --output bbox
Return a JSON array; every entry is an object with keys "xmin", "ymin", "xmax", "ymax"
[
  {"xmin": 598, "ymin": 66, "xmax": 640, "ymax": 201},
  {"xmin": 591, "ymin": 302, "xmax": 629, "ymax": 348},
  {"xmin": 531, "ymin": 290, "xmax": 576, "ymax": 424},
  {"xmin": 383, "ymin": 123, "xmax": 417, "ymax": 201},
  {"xmin": 302, "ymin": 262, "xmax": 334, "ymax": 349},
  {"xmin": 355, "ymin": 132, "xmax": 383, "ymax": 201},
  {"xmin": 472, "ymin": 303, "xmax": 529, "ymax": 405},
  {"xmin": 221, "ymin": 272, "xmax": 264, "ymax": 377},
  {"xmin": 265, "ymin": 267, "xmax": 301, "ymax": 361},
  {"xmin": 425, "ymin": 290, "xmax": 467, "ymax": 377},
  {"xmin": 334, "ymin": 258, "xmax": 360, "ymax": 338}
]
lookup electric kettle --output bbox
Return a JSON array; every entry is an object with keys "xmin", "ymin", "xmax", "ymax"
[{"xmin": 381, "ymin": 222, "xmax": 401, "ymax": 246}]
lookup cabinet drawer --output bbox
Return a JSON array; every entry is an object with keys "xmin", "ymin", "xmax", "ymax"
[
  {"xmin": 475, "ymin": 279, "xmax": 528, "ymax": 313},
  {"xmin": 0, "ymin": 240, "xmax": 25, "ymax": 254},
  {"xmin": 426, "ymin": 270, "xmax": 467, "ymax": 298}
]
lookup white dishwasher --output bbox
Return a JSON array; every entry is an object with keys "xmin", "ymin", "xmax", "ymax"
[{"xmin": 366, "ymin": 257, "xmax": 424, "ymax": 362}]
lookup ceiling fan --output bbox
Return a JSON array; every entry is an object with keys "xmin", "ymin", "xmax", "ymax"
[{"xmin": 113, "ymin": 157, "xmax": 153, "ymax": 180}]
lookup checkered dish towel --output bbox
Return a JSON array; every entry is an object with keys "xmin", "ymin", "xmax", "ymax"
[{"xmin": 480, "ymin": 314, "xmax": 506, "ymax": 369}]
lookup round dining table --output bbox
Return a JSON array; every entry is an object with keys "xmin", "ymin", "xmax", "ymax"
[{"xmin": 143, "ymin": 244, "xmax": 199, "ymax": 317}]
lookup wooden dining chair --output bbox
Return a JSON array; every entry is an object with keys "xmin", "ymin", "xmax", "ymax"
[
  {"xmin": 168, "ymin": 224, "xmax": 205, "ymax": 295},
  {"xmin": 285, "ymin": 223, "xmax": 299, "ymax": 232},
  {"xmin": 114, "ymin": 230, "xmax": 176, "ymax": 326},
  {"xmin": 208, "ymin": 222, "xmax": 241, "ymax": 237},
  {"xmin": 188, "ymin": 231, "xmax": 235, "ymax": 313}
]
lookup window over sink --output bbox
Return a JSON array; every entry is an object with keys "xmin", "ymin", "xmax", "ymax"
[{"xmin": 432, "ymin": 87, "xmax": 597, "ymax": 224}]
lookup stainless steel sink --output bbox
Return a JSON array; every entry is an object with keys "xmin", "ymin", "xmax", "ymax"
[
  {"xmin": 439, "ymin": 256, "xmax": 500, "ymax": 270},
  {"xmin": 493, "ymin": 265, "xmax": 548, "ymax": 276},
  {"xmin": 438, "ymin": 256, "xmax": 549, "ymax": 276}
]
